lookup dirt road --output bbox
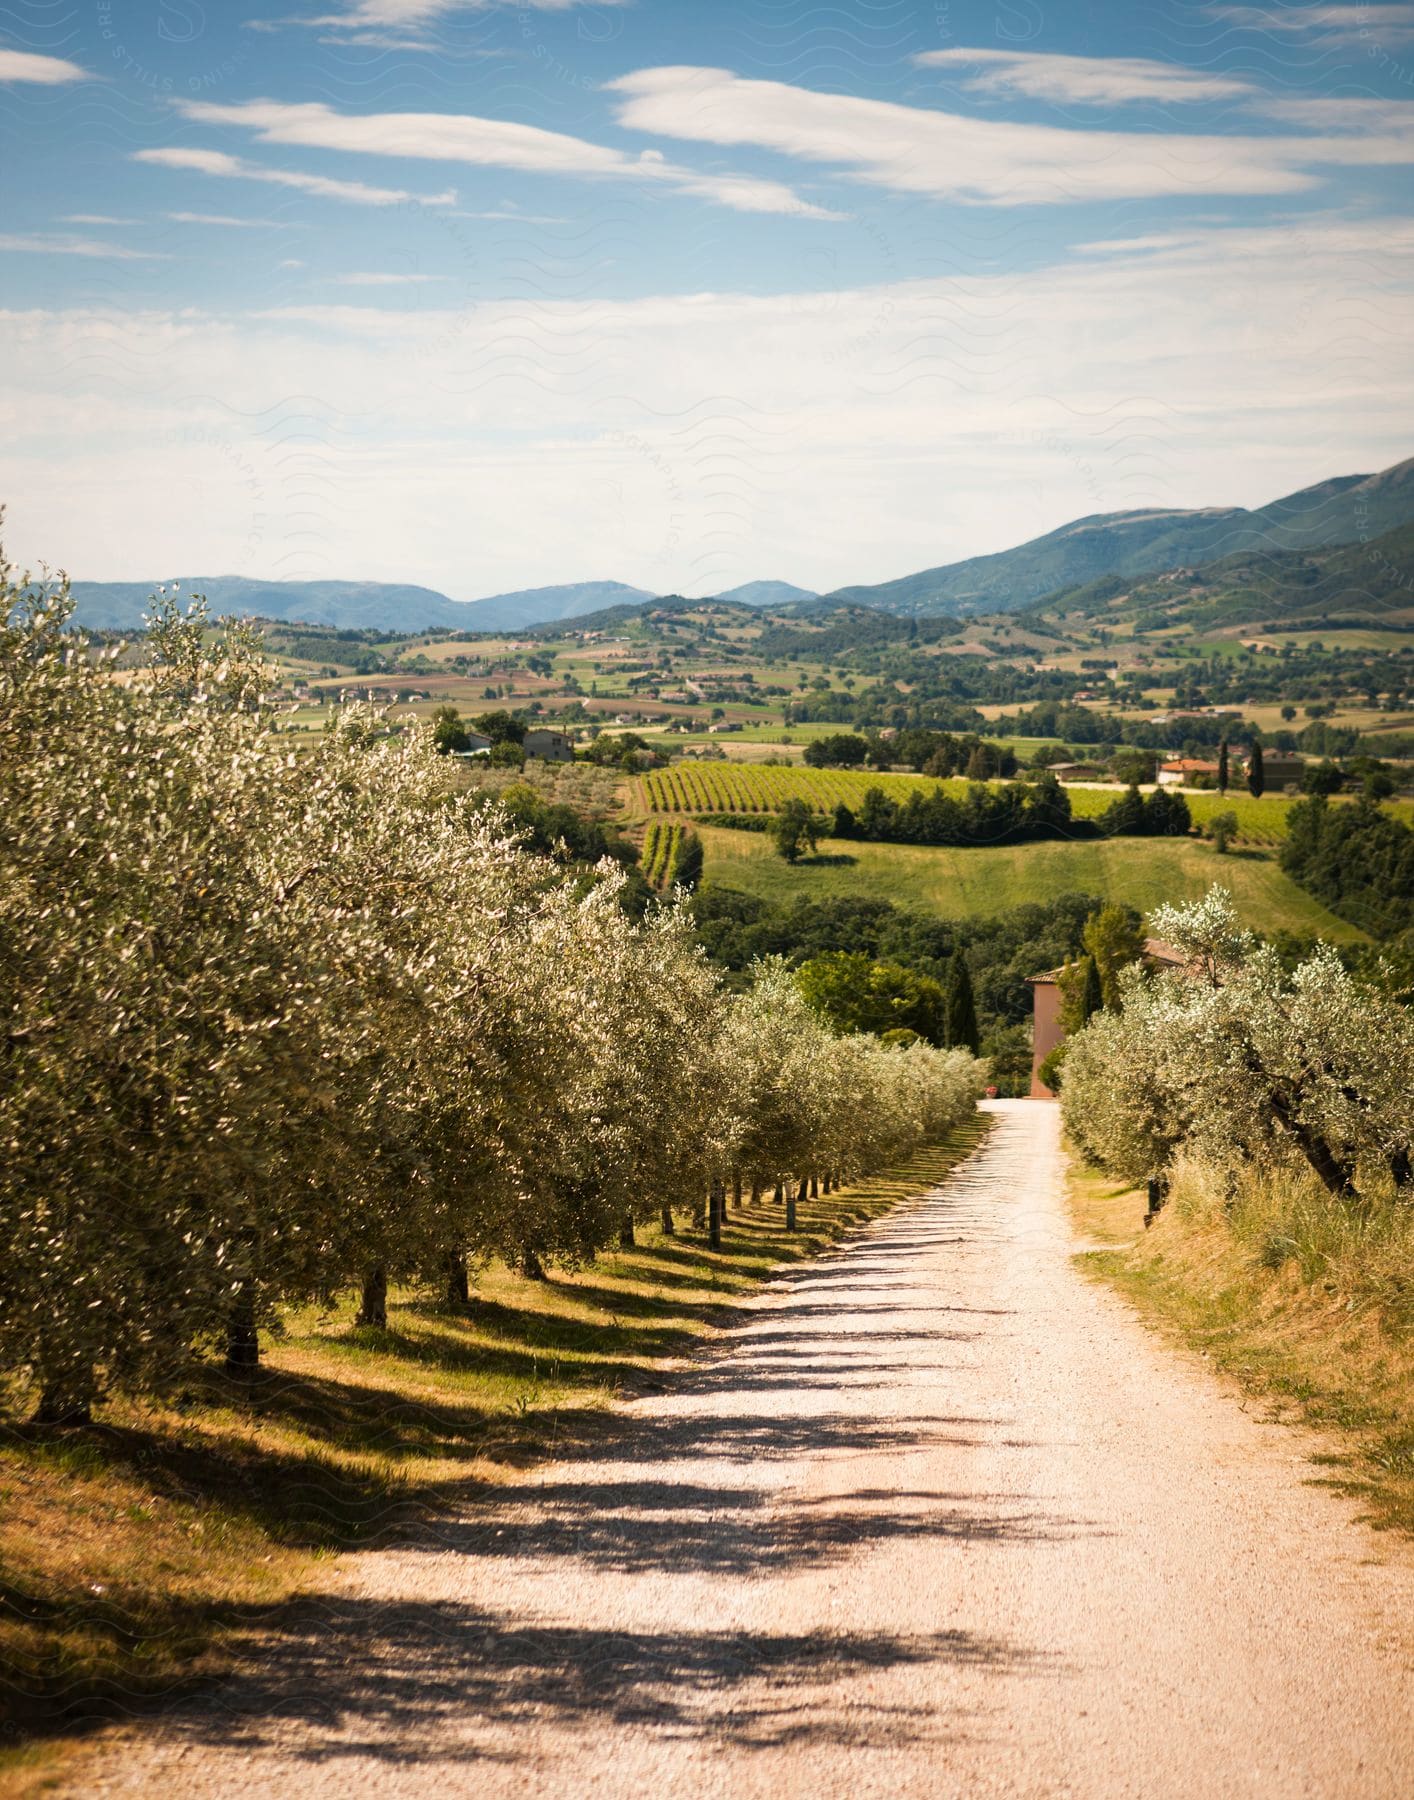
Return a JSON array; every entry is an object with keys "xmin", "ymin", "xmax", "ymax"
[{"xmin": 86, "ymin": 1100, "xmax": 1414, "ymax": 1797}]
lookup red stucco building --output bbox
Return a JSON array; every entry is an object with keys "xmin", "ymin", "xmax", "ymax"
[{"xmin": 1027, "ymin": 938, "xmax": 1184, "ymax": 1098}]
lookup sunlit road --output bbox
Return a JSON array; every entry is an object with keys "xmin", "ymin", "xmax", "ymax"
[{"xmin": 88, "ymin": 1100, "xmax": 1414, "ymax": 1797}]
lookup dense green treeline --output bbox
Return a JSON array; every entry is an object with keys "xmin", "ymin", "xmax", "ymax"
[{"xmin": 1280, "ymin": 797, "xmax": 1414, "ymax": 939}]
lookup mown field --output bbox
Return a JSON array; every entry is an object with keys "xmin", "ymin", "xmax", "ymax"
[
  {"xmin": 644, "ymin": 763, "xmax": 1413, "ymax": 845},
  {"xmin": 695, "ymin": 826, "xmax": 1366, "ymax": 941}
]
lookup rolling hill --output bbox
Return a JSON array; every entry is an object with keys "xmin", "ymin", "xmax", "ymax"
[
  {"xmin": 713, "ymin": 580, "xmax": 818, "ymax": 606},
  {"xmin": 1026, "ymin": 519, "xmax": 1414, "ymax": 634},
  {"xmin": 828, "ymin": 456, "xmax": 1414, "ymax": 618},
  {"xmin": 66, "ymin": 576, "xmax": 656, "ymax": 634}
]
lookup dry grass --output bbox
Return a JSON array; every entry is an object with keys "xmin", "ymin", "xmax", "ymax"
[
  {"xmin": 1067, "ymin": 1151, "xmax": 1414, "ymax": 1536},
  {"xmin": 0, "ymin": 1123, "xmax": 986, "ymax": 1775}
]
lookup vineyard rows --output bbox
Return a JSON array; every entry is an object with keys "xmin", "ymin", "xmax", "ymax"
[
  {"xmin": 641, "ymin": 763, "xmax": 1330, "ymax": 846},
  {"xmin": 644, "ymin": 764, "xmax": 934, "ymax": 816},
  {"xmin": 640, "ymin": 819, "xmax": 684, "ymax": 888}
]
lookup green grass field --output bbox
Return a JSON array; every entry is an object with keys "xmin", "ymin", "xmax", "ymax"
[{"xmin": 697, "ymin": 826, "xmax": 1366, "ymax": 941}]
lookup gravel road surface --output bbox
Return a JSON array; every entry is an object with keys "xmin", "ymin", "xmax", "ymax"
[{"xmin": 84, "ymin": 1099, "xmax": 1414, "ymax": 1797}]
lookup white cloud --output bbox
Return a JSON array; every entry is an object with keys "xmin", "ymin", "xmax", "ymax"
[
  {"xmin": 172, "ymin": 97, "xmax": 842, "ymax": 219},
  {"xmin": 4, "ymin": 215, "xmax": 1410, "ymax": 598},
  {"xmin": 1210, "ymin": 4, "xmax": 1414, "ymax": 42},
  {"xmin": 0, "ymin": 47, "xmax": 88, "ymax": 84},
  {"xmin": 607, "ymin": 65, "xmax": 1414, "ymax": 205},
  {"xmin": 265, "ymin": 0, "xmax": 627, "ymax": 39},
  {"xmin": 451, "ymin": 207, "xmax": 571, "ymax": 223},
  {"xmin": 168, "ymin": 210, "xmax": 287, "ymax": 227},
  {"xmin": 61, "ymin": 214, "xmax": 140, "ymax": 227},
  {"xmin": 132, "ymin": 145, "xmax": 456, "ymax": 208},
  {"xmin": 1256, "ymin": 95, "xmax": 1414, "ymax": 135},
  {"xmin": 0, "ymin": 232, "xmax": 164, "ymax": 260},
  {"xmin": 915, "ymin": 49, "xmax": 1255, "ymax": 105},
  {"xmin": 335, "ymin": 270, "xmax": 445, "ymax": 284}
]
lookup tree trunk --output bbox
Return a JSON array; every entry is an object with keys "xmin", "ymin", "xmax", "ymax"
[
  {"xmin": 732, "ymin": 1175, "xmax": 742, "ymax": 1211},
  {"xmin": 691, "ymin": 1192, "xmax": 707, "ymax": 1229},
  {"xmin": 1269, "ymin": 1090, "xmax": 1355, "ymax": 1197},
  {"xmin": 750, "ymin": 1181, "xmax": 761, "ymax": 1206},
  {"xmin": 1391, "ymin": 1146, "xmax": 1412, "ymax": 1190},
  {"xmin": 225, "ymin": 1285, "xmax": 259, "ymax": 1375},
  {"xmin": 708, "ymin": 1180, "xmax": 723, "ymax": 1250},
  {"xmin": 356, "ymin": 1265, "xmax": 388, "ymax": 1329},
  {"xmin": 32, "ymin": 1374, "xmax": 92, "ymax": 1427},
  {"xmin": 519, "ymin": 1246, "xmax": 546, "ymax": 1280},
  {"xmin": 660, "ymin": 1203, "xmax": 675, "ymax": 1235},
  {"xmin": 619, "ymin": 1213, "xmax": 636, "ymax": 1249},
  {"xmin": 809, "ymin": 1173, "xmax": 818, "ymax": 1199},
  {"xmin": 772, "ymin": 1180, "xmax": 784, "ymax": 1207},
  {"xmin": 446, "ymin": 1249, "xmax": 470, "ymax": 1307}
]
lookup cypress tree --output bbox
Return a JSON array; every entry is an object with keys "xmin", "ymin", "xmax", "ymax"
[
  {"xmin": 1218, "ymin": 739, "xmax": 1229, "ymax": 794},
  {"xmin": 944, "ymin": 952, "xmax": 980, "ymax": 1054},
  {"xmin": 1081, "ymin": 954, "xmax": 1104, "ymax": 1022},
  {"xmin": 1247, "ymin": 740, "xmax": 1265, "ymax": 799}
]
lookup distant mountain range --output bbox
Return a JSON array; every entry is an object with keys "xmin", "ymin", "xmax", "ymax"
[
  {"xmin": 825, "ymin": 457, "xmax": 1414, "ymax": 617},
  {"xmin": 65, "ymin": 573, "xmax": 813, "ymax": 634},
  {"xmin": 712, "ymin": 580, "xmax": 818, "ymax": 607},
  {"xmin": 64, "ymin": 456, "xmax": 1414, "ymax": 632},
  {"xmin": 66, "ymin": 576, "xmax": 655, "ymax": 634}
]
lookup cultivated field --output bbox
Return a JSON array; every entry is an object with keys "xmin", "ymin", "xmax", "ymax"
[
  {"xmin": 695, "ymin": 826, "xmax": 1366, "ymax": 940},
  {"xmin": 641, "ymin": 763, "xmax": 1399, "ymax": 845}
]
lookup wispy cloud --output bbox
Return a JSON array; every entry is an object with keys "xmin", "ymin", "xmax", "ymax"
[
  {"xmin": 167, "ymin": 210, "xmax": 288, "ymax": 226},
  {"xmin": 132, "ymin": 145, "xmax": 456, "ymax": 208},
  {"xmin": 61, "ymin": 213, "xmax": 140, "ymax": 226},
  {"xmin": 261, "ymin": 0, "xmax": 627, "ymax": 42},
  {"xmin": 451, "ymin": 207, "xmax": 570, "ymax": 223},
  {"xmin": 1209, "ymin": 4, "xmax": 1414, "ymax": 43},
  {"xmin": 0, "ymin": 231, "xmax": 164, "ymax": 259},
  {"xmin": 915, "ymin": 48, "xmax": 1255, "ymax": 105},
  {"xmin": 607, "ymin": 66, "xmax": 1414, "ymax": 205},
  {"xmin": 335, "ymin": 270, "xmax": 445, "ymax": 284},
  {"xmin": 0, "ymin": 47, "xmax": 89, "ymax": 84},
  {"xmin": 9, "ymin": 214, "xmax": 1411, "ymax": 596},
  {"xmin": 172, "ymin": 96, "xmax": 842, "ymax": 219}
]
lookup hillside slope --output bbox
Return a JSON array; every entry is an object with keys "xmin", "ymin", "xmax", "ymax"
[
  {"xmin": 67, "ymin": 576, "xmax": 655, "ymax": 634},
  {"xmin": 1028, "ymin": 518, "xmax": 1414, "ymax": 633},
  {"xmin": 829, "ymin": 456, "xmax": 1414, "ymax": 618}
]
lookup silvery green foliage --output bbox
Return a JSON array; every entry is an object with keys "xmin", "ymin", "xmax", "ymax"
[
  {"xmin": 0, "ymin": 560, "xmax": 985, "ymax": 1413},
  {"xmin": 1063, "ymin": 887, "xmax": 1414, "ymax": 1193}
]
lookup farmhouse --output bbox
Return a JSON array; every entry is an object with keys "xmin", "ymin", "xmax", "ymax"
[
  {"xmin": 448, "ymin": 732, "xmax": 494, "ymax": 759},
  {"xmin": 1245, "ymin": 751, "xmax": 1306, "ymax": 788},
  {"xmin": 1048, "ymin": 762, "xmax": 1107, "ymax": 782},
  {"xmin": 1027, "ymin": 938, "xmax": 1185, "ymax": 1098},
  {"xmin": 1157, "ymin": 758, "xmax": 1221, "ymax": 787},
  {"xmin": 523, "ymin": 728, "xmax": 574, "ymax": 762}
]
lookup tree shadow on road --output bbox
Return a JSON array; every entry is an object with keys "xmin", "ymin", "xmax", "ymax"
[{"xmin": 103, "ymin": 1599, "xmax": 1044, "ymax": 1765}]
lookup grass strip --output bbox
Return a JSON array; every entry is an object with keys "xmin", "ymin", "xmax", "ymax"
[
  {"xmin": 1066, "ymin": 1151, "xmax": 1414, "ymax": 1540},
  {"xmin": 0, "ymin": 1121, "xmax": 986, "ymax": 1772}
]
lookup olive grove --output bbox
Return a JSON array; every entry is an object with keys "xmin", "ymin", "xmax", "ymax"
[
  {"xmin": 0, "ymin": 562, "xmax": 982, "ymax": 1422},
  {"xmin": 1061, "ymin": 887, "xmax": 1414, "ymax": 1197}
]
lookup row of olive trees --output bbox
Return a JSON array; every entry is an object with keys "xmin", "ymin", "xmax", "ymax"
[
  {"xmin": 0, "ymin": 563, "xmax": 982, "ymax": 1422},
  {"xmin": 1061, "ymin": 888, "xmax": 1414, "ymax": 1198}
]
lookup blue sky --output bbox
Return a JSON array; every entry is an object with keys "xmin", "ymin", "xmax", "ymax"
[{"xmin": 3, "ymin": 0, "xmax": 1414, "ymax": 598}]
